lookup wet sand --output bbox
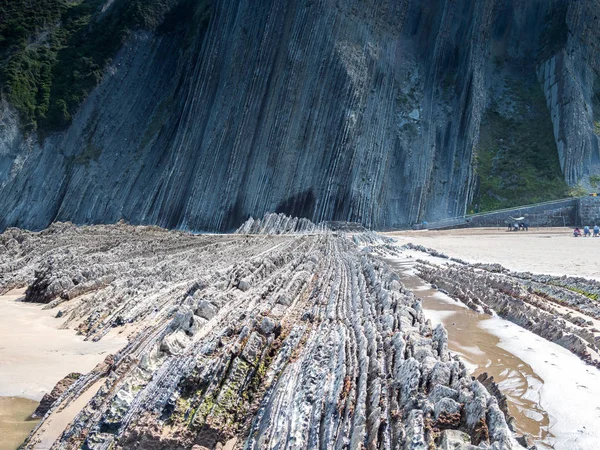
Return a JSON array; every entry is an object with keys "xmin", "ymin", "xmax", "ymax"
[
  {"xmin": 0, "ymin": 288, "xmax": 128, "ymax": 449},
  {"xmin": 388, "ymin": 258, "xmax": 600, "ymax": 450},
  {"xmin": 386, "ymin": 227, "xmax": 600, "ymax": 280},
  {"xmin": 31, "ymin": 378, "xmax": 105, "ymax": 450},
  {"xmin": 389, "ymin": 260, "xmax": 552, "ymax": 444},
  {"xmin": 0, "ymin": 397, "xmax": 39, "ymax": 450}
]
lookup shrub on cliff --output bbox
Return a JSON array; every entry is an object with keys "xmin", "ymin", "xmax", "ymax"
[{"xmin": 0, "ymin": 0, "xmax": 201, "ymax": 136}]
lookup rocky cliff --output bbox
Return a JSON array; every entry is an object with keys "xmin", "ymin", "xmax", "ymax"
[
  {"xmin": 0, "ymin": 0, "xmax": 598, "ymax": 232},
  {"xmin": 538, "ymin": 0, "xmax": 600, "ymax": 185}
]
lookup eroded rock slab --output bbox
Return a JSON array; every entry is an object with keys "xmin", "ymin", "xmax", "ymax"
[{"xmin": 0, "ymin": 221, "xmax": 523, "ymax": 449}]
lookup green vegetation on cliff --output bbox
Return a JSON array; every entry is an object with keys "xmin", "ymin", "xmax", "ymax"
[
  {"xmin": 471, "ymin": 79, "xmax": 570, "ymax": 212},
  {"xmin": 593, "ymin": 77, "xmax": 600, "ymax": 136},
  {"xmin": 0, "ymin": 0, "xmax": 207, "ymax": 136}
]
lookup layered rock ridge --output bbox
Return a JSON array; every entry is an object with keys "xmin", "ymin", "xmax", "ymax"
[
  {"xmin": 406, "ymin": 244, "xmax": 600, "ymax": 370},
  {"xmin": 0, "ymin": 221, "xmax": 523, "ymax": 449}
]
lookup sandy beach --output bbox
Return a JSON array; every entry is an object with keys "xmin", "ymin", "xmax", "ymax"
[
  {"xmin": 0, "ymin": 288, "xmax": 129, "ymax": 449},
  {"xmin": 0, "ymin": 289, "xmax": 127, "ymax": 401},
  {"xmin": 385, "ymin": 227, "xmax": 600, "ymax": 280}
]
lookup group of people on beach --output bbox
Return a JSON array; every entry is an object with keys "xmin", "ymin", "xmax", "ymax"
[
  {"xmin": 573, "ymin": 225, "xmax": 600, "ymax": 237},
  {"xmin": 508, "ymin": 222, "xmax": 528, "ymax": 231}
]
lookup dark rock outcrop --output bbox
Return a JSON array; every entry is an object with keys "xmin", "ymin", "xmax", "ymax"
[
  {"xmin": 31, "ymin": 373, "xmax": 81, "ymax": 419},
  {"xmin": 537, "ymin": 0, "xmax": 600, "ymax": 185}
]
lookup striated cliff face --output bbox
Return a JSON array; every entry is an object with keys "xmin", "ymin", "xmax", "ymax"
[
  {"xmin": 0, "ymin": 0, "xmax": 598, "ymax": 232},
  {"xmin": 537, "ymin": 0, "xmax": 600, "ymax": 185}
]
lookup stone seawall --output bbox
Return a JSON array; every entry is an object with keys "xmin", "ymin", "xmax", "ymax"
[
  {"xmin": 418, "ymin": 198, "xmax": 579, "ymax": 230},
  {"xmin": 416, "ymin": 196, "xmax": 600, "ymax": 230},
  {"xmin": 578, "ymin": 196, "xmax": 600, "ymax": 226},
  {"xmin": 471, "ymin": 200, "xmax": 578, "ymax": 228}
]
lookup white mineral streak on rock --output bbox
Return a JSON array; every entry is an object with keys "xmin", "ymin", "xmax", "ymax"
[{"xmin": 0, "ymin": 218, "xmax": 524, "ymax": 449}]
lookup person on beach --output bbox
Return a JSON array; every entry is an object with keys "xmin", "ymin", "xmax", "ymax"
[
  {"xmin": 574, "ymin": 228, "xmax": 582, "ymax": 237},
  {"xmin": 594, "ymin": 225, "xmax": 600, "ymax": 237},
  {"xmin": 584, "ymin": 225, "xmax": 591, "ymax": 237}
]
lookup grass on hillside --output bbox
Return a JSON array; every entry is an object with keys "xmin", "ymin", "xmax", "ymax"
[
  {"xmin": 0, "ymin": 0, "xmax": 207, "ymax": 136},
  {"xmin": 470, "ymin": 80, "xmax": 570, "ymax": 213}
]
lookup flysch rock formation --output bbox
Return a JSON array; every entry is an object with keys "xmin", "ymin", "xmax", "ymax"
[
  {"xmin": 537, "ymin": 0, "xmax": 600, "ymax": 184},
  {"xmin": 235, "ymin": 212, "xmax": 373, "ymax": 236},
  {"xmin": 405, "ymin": 244, "xmax": 600, "ymax": 370},
  {"xmin": 1, "ymin": 0, "xmax": 599, "ymax": 234},
  {"xmin": 235, "ymin": 213, "xmax": 324, "ymax": 235},
  {"xmin": 0, "ymin": 220, "xmax": 524, "ymax": 449}
]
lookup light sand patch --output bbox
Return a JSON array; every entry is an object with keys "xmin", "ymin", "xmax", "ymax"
[
  {"xmin": 482, "ymin": 318, "xmax": 600, "ymax": 450},
  {"xmin": 386, "ymin": 227, "xmax": 600, "ymax": 280},
  {"xmin": 0, "ymin": 289, "xmax": 127, "ymax": 401}
]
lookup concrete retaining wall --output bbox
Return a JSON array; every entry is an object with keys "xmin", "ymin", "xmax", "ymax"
[
  {"xmin": 418, "ymin": 198, "xmax": 579, "ymax": 230},
  {"xmin": 410, "ymin": 196, "xmax": 600, "ymax": 230},
  {"xmin": 467, "ymin": 199, "xmax": 578, "ymax": 228},
  {"xmin": 578, "ymin": 196, "xmax": 600, "ymax": 225}
]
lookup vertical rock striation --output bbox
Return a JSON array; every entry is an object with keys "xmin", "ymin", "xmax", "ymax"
[
  {"xmin": 537, "ymin": 0, "xmax": 600, "ymax": 184},
  {"xmin": 0, "ymin": 0, "xmax": 598, "ymax": 232}
]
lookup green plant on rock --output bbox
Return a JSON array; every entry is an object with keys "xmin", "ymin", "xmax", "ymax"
[
  {"xmin": 565, "ymin": 286, "xmax": 599, "ymax": 301},
  {"xmin": 567, "ymin": 184, "xmax": 588, "ymax": 197},
  {"xmin": 72, "ymin": 142, "xmax": 103, "ymax": 166},
  {"xmin": 470, "ymin": 79, "xmax": 570, "ymax": 212}
]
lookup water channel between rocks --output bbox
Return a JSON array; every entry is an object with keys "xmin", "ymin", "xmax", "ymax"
[{"xmin": 386, "ymin": 257, "xmax": 600, "ymax": 450}]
